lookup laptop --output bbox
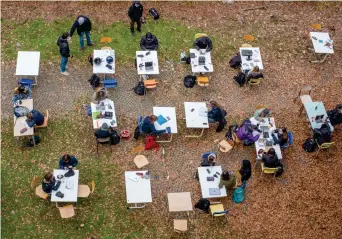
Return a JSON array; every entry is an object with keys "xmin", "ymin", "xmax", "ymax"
[
  {"xmin": 209, "ymin": 188, "xmax": 221, "ymax": 196},
  {"xmin": 145, "ymin": 61, "xmax": 153, "ymax": 71},
  {"xmin": 198, "ymin": 56, "xmax": 206, "ymax": 65}
]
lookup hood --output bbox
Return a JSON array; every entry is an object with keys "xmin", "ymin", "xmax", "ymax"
[{"xmin": 242, "ymin": 160, "xmax": 251, "ymax": 169}]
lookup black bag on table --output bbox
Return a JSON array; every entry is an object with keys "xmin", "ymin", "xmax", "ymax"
[
  {"xmin": 233, "ymin": 72, "xmax": 246, "ymax": 87},
  {"xmin": 134, "ymin": 82, "xmax": 145, "ymax": 95},
  {"xmin": 229, "ymin": 54, "xmax": 242, "ymax": 69},
  {"xmin": 149, "ymin": 8, "xmax": 160, "ymax": 20},
  {"xmin": 184, "ymin": 75, "xmax": 196, "ymax": 88},
  {"xmin": 303, "ymin": 138, "xmax": 316, "ymax": 152}
]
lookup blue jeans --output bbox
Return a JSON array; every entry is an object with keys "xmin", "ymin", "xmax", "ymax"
[
  {"xmin": 60, "ymin": 56, "xmax": 68, "ymax": 72},
  {"xmin": 79, "ymin": 31, "xmax": 92, "ymax": 48}
]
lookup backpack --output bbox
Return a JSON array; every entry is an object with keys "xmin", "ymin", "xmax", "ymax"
[
  {"xmin": 134, "ymin": 82, "xmax": 145, "ymax": 95},
  {"xmin": 225, "ymin": 125, "xmax": 238, "ymax": 140},
  {"xmin": 14, "ymin": 106, "xmax": 30, "ymax": 118},
  {"xmin": 233, "ymin": 72, "xmax": 246, "ymax": 87},
  {"xmin": 134, "ymin": 126, "xmax": 141, "ymax": 140},
  {"xmin": 110, "ymin": 130, "xmax": 120, "ymax": 145},
  {"xmin": 303, "ymin": 138, "xmax": 316, "ymax": 152},
  {"xmin": 229, "ymin": 54, "xmax": 242, "ymax": 69},
  {"xmin": 144, "ymin": 135, "xmax": 159, "ymax": 150},
  {"xmin": 24, "ymin": 135, "xmax": 41, "ymax": 148},
  {"xmin": 184, "ymin": 75, "xmax": 196, "ymax": 88},
  {"xmin": 149, "ymin": 8, "xmax": 160, "ymax": 20},
  {"xmin": 194, "ymin": 198, "xmax": 210, "ymax": 213},
  {"xmin": 88, "ymin": 53, "xmax": 94, "ymax": 66},
  {"xmin": 89, "ymin": 74, "xmax": 100, "ymax": 89},
  {"xmin": 232, "ymin": 181, "xmax": 246, "ymax": 203}
]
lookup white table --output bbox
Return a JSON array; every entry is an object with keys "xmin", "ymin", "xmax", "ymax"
[
  {"xmin": 51, "ymin": 169, "xmax": 79, "ymax": 202},
  {"xmin": 153, "ymin": 107, "xmax": 177, "ymax": 143},
  {"xmin": 91, "ymin": 99, "xmax": 117, "ymax": 129},
  {"xmin": 304, "ymin": 101, "xmax": 334, "ymax": 131},
  {"xmin": 125, "ymin": 171, "xmax": 152, "ymax": 209},
  {"xmin": 15, "ymin": 51, "xmax": 40, "ymax": 85},
  {"xmin": 189, "ymin": 49, "xmax": 213, "ymax": 73},
  {"xmin": 13, "ymin": 99, "xmax": 35, "ymax": 145},
  {"xmin": 93, "ymin": 49, "xmax": 115, "ymax": 75},
  {"xmin": 184, "ymin": 102, "xmax": 209, "ymax": 138},
  {"xmin": 240, "ymin": 47, "xmax": 263, "ymax": 72},
  {"xmin": 197, "ymin": 166, "xmax": 227, "ymax": 199},
  {"xmin": 136, "ymin": 51, "xmax": 159, "ymax": 75},
  {"xmin": 167, "ymin": 192, "xmax": 193, "ymax": 212},
  {"xmin": 310, "ymin": 32, "xmax": 334, "ymax": 63},
  {"xmin": 250, "ymin": 117, "xmax": 283, "ymax": 160}
]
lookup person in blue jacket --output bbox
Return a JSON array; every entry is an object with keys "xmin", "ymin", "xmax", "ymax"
[
  {"xmin": 26, "ymin": 110, "xmax": 44, "ymax": 128},
  {"xmin": 141, "ymin": 115, "xmax": 168, "ymax": 135},
  {"xmin": 59, "ymin": 154, "xmax": 78, "ymax": 169},
  {"xmin": 208, "ymin": 100, "xmax": 226, "ymax": 123}
]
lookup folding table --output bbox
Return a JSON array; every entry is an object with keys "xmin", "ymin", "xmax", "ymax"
[
  {"xmin": 51, "ymin": 169, "xmax": 79, "ymax": 203},
  {"xmin": 240, "ymin": 47, "xmax": 263, "ymax": 72},
  {"xmin": 125, "ymin": 171, "xmax": 152, "ymax": 209},
  {"xmin": 184, "ymin": 102, "xmax": 209, "ymax": 138},
  {"xmin": 93, "ymin": 49, "xmax": 115, "ymax": 78},
  {"xmin": 15, "ymin": 51, "xmax": 40, "ymax": 85},
  {"xmin": 189, "ymin": 49, "xmax": 213, "ymax": 74},
  {"xmin": 90, "ymin": 99, "xmax": 117, "ymax": 129},
  {"xmin": 197, "ymin": 166, "xmax": 227, "ymax": 199},
  {"xmin": 153, "ymin": 107, "xmax": 177, "ymax": 143},
  {"xmin": 136, "ymin": 51, "xmax": 159, "ymax": 81},
  {"xmin": 309, "ymin": 32, "xmax": 334, "ymax": 63},
  {"xmin": 304, "ymin": 101, "xmax": 334, "ymax": 131}
]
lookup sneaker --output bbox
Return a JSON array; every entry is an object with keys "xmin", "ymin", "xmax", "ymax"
[
  {"xmin": 80, "ymin": 47, "xmax": 85, "ymax": 51},
  {"xmin": 131, "ymin": 32, "xmax": 135, "ymax": 36},
  {"xmin": 87, "ymin": 43, "xmax": 95, "ymax": 47},
  {"xmin": 61, "ymin": 71, "xmax": 70, "ymax": 76},
  {"xmin": 137, "ymin": 29, "xmax": 141, "ymax": 32}
]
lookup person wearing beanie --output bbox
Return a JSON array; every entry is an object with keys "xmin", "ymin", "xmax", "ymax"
[
  {"xmin": 253, "ymin": 107, "xmax": 271, "ymax": 121},
  {"xmin": 200, "ymin": 152, "xmax": 217, "ymax": 167},
  {"xmin": 95, "ymin": 123, "xmax": 117, "ymax": 145},
  {"xmin": 56, "ymin": 32, "xmax": 72, "ymax": 75},
  {"xmin": 69, "ymin": 15, "xmax": 94, "ymax": 50},
  {"xmin": 140, "ymin": 32, "xmax": 159, "ymax": 50},
  {"xmin": 128, "ymin": 1, "xmax": 143, "ymax": 36}
]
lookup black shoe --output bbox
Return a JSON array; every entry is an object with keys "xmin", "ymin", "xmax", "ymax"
[
  {"xmin": 131, "ymin": 31, "xmax": 135, "ymax": 36},
  {"xmin": 137, "ymin": 29, "xmax": 141, "ymax": 32}
]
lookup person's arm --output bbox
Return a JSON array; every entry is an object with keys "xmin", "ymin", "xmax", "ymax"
[
  {"xmin": 59, "ymin": 158, "xmax": 64, "ymax": 169},
  {"xmin": 128, "ymin": 6, "xmax": 133, "ymax": 18},
  {"xmin": 247, "ymin": 132, "xmax": 259, "ymax": 142},
  {"xmin": 139, "ymin": 5, "xmax": 144, "ymax": 18},
  {"xmin": 88, "ymin": 17, "xmax": 92, "ymax": 31},
  {"xmin": 71, "ymin": 156, "xmax": 78, "ymax": 167},
  {"xmin": 69, "ymin": 21, "xmax": 78, "ymax": 37},
  {"xmin": 206, "ymin": 38, "xmax": 213, "ymax": 52},
  {"xmin": 140, "ymin": 37, "xmax": 146, "ymax": 50},
  {"xmin": 154, "ymin": 37, "xmax": 159, "ymax": 50},
  {"xmin": 193, "ymin": 38, "xmax": 200, "ymax": 51},
  {"xmin": 150, "ymin": 124, "xmax": 166, "ymax": 134},
  {"xmin": 26, "ymin": 118, "xmax": 36, "ymax": 128}
]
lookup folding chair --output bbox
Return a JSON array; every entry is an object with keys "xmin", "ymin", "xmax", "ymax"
[
  {"xmin": 209, "ymin": 202, "xmax": 229, "ymax": 217},
  {"xmin": 58, "ymin": 205, "xmax": 75, "ymax": 219},
  {"xmin": 101, "ymin": 46, "xmax": 112, "ymax": 50},
  {"xmin": 195, "ymin": 33, "xmax": 208, "ymax": 39},
  {"xmin": 35, "ymin": 110, "xmax": 49, "ymax": 129},
  {"xmin": 241, "ymin": 43, "xmax": 252, "ymax": 48},
  {"xmin": 315, "ymin": 140, "xmax": 335, "ymax": 158},
  {"xmin": 218, "ymin": 140, "xmax": 233, "ymax": 153},
  {"xmin": 248, "ymin": 78, "xmax": 263, "ymax": 87},
  {"xmin": 144, "ymin": 79, "xmax": 158, "ymax": 95},
  {"xmin": 197, "ymin": 76, "xmax": 209, "ymax": 87},
  {"xmin": 134, "ymin": 155, "xmax": 149, "ymax": 168},
  {"xmin": 261, "ymin": 163, "xmax": 278, "ymax": 176},
  {"xmin": 31, "ymin": 176, "xmax": 49, "ymax": 200},
  {"xmin": 96, "ymin": 137, "xmax": 112, "ymax": 154},
  {"xmin": 78, "ymin": 180, "xmax": 95, "ymax": 197}
]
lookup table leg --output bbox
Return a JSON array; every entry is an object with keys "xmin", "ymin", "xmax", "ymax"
[
  {"xmin": 156, "ymin": 134, "xmax": 173, "ymax": 143},
  {"xmin": 32, "ymin": 135, "xmax": 36, "ymax": 147},
  {"xmin": 311, "ymin": 53, "xmax": 328, "ymax": 64},
  {"xmin": 185, "ymin": 128, "xmax": 205, "ymax": 138},
  {"xmin": 35, "ymin": 76, "xmax": 38, "ymax": 86},
  {"xmin": 128, "ymin": 203, "xmax": 146, "ymax": 209},
  {"xmin": 14, "ymin": 137, "xmax": 19, "ymax": 145}
]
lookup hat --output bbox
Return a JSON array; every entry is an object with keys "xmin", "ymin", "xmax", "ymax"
[
  {"xmin": 101, "ymin": 123, "xmax": 109, "ymax": 130},
  {"xmin": 208, "ymin": 153, "xmax": 216, "ymax": 160},
  {"xmin": 263, "ymin": 108, "xmax": 270, "ymax": 116},
  {"xmin": 77, "ymin": 17, "xmax": 85, "ymax": 25}
]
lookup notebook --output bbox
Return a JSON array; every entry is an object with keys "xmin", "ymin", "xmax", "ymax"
[
  {"xmin": 157, "ymin": 115, "xmax": 168, "ymax": 125},
  {"xmin": 209, "ymin": 188, "xmax": 221, "ymax": 196}
]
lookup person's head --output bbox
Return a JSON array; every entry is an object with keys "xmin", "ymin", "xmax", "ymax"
[
  {"xmin": 101, "ymin": 123, "xmax": 109, "ymax": 131},
  {"xmin": 149, "ymin": 115, "xmax": 158, "ymax": 123},
  {"xmin": 27, "ymin": 112, "xmax": 33, "ymax": 120},
  {"xmin": 14, "ymin": 86, "xmax": 26, "ymax": 94},
  {"xmin": 98, "ymin": 90, "xmax": 105, "ymax": 98},
  {"xmin": 209, "ymin": 100, "xmax": 219, "ymax": 108},
  {"xmin": 267, "ymin": 148, "xmax": 276, "ymax": 156},
  {"xmin": 133, "ymin": 1, "xmax": 140, "ymax": 7},
  {"xmin": 261, "ymin": 108, "xmax": 270, "ymax": 117},
  {"xmin": 77, "ymin": 16, "xmax": 85, "ymax": 25},
  {"xmin": 253, "ymin": 66, "xmax": 260, "ymax": 72},
  {"xmin": 242, "ymin": 159, "xmax": 251, "ymax": 169},
  {"xmin": 222, "ymin": 170, "xmax": 230, "ymax": 180},
  {"xmin": 44, "ymin": 172, "xmax": 53, "ymax": 182},
  {"xmin": 208, "ymin": 153, "xmax": 216, "ymax": 162},
  {"xmin": 62, "ymin": 32, "xmax": 70, "ymax": 39},
  {"xmin": 62, "ymin": 154, "xmax": 71, "ymax": 163},
  {"xmin": 146, "ymin": 32, "xmax": 153, "ymax": 40}
]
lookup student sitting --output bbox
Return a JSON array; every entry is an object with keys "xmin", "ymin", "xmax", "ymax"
[
  {"xmin": 208, "ymin": 101, "xmax": 225, "ymax": 123},
  {"xmin": 26, "ymin": 110, "xmax": 45, "ymax": 128},
  {"xmin": 140, "ymin": 32, "xmax": 159, "ymax": 51},
  {"xmin": 95, "ymin": 123, "xmax": 118, "ymax": 145},
  {"xmin": 12, "ymin": 86, "xmax": 32, "ymax": 104},
  {"xmin": 262, "ymin": 148, "xmax": 280, "ymax": 168},
  {"xmin": 246, "ymin": 66, "xmax": 264, "ymax": 82},
  {"xmin": 239, "ymin": 160, "xmax": 252, "ymax": 182},
  {"xmin": 193, "ymin": 36, "xmax": 213, "ymax": 52},
  {"xmin": 92, "ymin": 87, "xmax": 108, "ymax": 104},
  {"xmin": 42, "ymin": 172, "xmax": 61, "ymax": 194},
  {"xmin": 271, "ymin": 127, "xmax": 289, "ymax": 147},
  {"xmin": 313, "ymin": 123, "xmax": 331, "ymax": 145},
  {"xmin": 219, "ymin": 170, "xmax": 236, "ymax": 189},
  {"xmin": 141, "ymin": 115, "xmax": 168, "ymax": 135},
  {"xmin": 327, "ymin": 104, "xmax": 342, "ymax": 126},
  {"xmin": 253, "ymin": 108, "xmax": 271, "ymax": 122},
  {"xmin": 236, "ymin": 119, "xmax": 260, "ymax": 145},
  {"xmin": 59, "ymin": 154, "xmax": 78, "ymax": 169},
  {"xmin": 200, "ymin": 152, "xmax": 216, "ymax": 167}
]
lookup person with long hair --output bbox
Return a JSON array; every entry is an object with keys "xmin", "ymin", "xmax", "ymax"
[
  {"xmin": 219, "ymin": 170, "xmax": 236, "ymax": 189},
  {"xmin": 272, "ymin": 127, "xmax": 289, "ymax": 147}
]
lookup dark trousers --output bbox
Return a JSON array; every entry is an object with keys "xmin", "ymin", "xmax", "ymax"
[{"xmin": 130, "ymin": 19, "xmax": 141, "ymax": 32}]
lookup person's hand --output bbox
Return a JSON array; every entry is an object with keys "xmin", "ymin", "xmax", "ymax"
[
  {"xmin": 68, "ymin": 166, "xmax": 73, "ymax": 169},
  {"xmin": 89, "ymin": 31, "xmax": 92, "ymax": 35}
]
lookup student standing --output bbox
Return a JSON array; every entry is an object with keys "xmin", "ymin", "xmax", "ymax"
[
  {"xmin": 69, "ymin": 15, "xmax": 94, "ymax": 50},
  {"xmin": 57, "ymin": 32, "xmax": 72, "ymax": 76},
  {"xmin": 128, "ymin": 1, "xmax": 143, "ymax": 36}
]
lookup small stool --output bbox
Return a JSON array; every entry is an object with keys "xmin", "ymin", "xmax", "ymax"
[
  {"xmin": 174, "ymin": 219, "xmax": 187, "ymax": 232},
  {"xmin": 120, "ymin": 130, "xmax": 130, "ymax": 139},
  {"xmin": 218, "ymin": 140, "xmax": 232, "ymax": 153},
  {"xmin": 134, "ymin": 155, "xmax": 149, "ymax": 168}
]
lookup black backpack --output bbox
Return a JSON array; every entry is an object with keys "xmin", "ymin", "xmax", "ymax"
[
  {"xmin": 184, "ymin": 75, "xmax": 196, "ymax": 88},
  {"xmin": 229, "ymin": 54, "xmax": 242, "ymax": 69},
  {"xmin": 89, "ymin": 74, "xmax": 100, "ymax": 89},
  {"xmin": 110, "ymin": 130, "xmax": 120, "ymax": 145},
  {"xmin": 233, "ymin": 72, "xmax": 246, "ymax": 87},
  {"xmin": 303, "ymin": 138, "xmax": 316, "ymax": 152},
  {"xmin": 134, "ymin": 82, "xmax": 145, "ymax": 95},
  {"xmin": 149, "ymin": 8, "xmax": 160, "ymax": 20},
  {"xmin": 194, "ymin": 198, "xmax": 210, "ymax": 213}
]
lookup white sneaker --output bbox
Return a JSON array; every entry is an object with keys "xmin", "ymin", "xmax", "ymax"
[{"xmin": 61, "ymin": 71, "xmax": 70, "ymax": 76}]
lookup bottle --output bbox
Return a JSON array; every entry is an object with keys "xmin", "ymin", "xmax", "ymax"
[{"xmin": 144, "ymin": 170, "xmax": 150, "ymax": 179}]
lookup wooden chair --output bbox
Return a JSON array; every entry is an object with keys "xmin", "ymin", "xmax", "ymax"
[
  {"xmin": 91, "ymin": 180, "xmax": 95, "ymax": 193},
  {"xmin": 311, "ymin": 24, "xmax": 322, "ymax": 30},
  {"xmin": 243, "ymin": 34, "xmax": 255, "ymax": 41},
  {"xmin": 100, "ymin": 37, "xmax": 112, "ymax": 43},
  {"xmin": 58, "ymin": 205, "xmax": 75, "ymax": 219},
  {"xmin": 35, "ymin": 110, "xmax": 49, "ymax": 128},
  {"xmin": 255, "ymin": 105, "xmax": 269, "ymax": 110},
  {"xmin": 31, "ymin": 176, "xmax": 49, "ymax": 200},
  {"xmin": 197, "ymin": 76, "xmax": 209, "ymax": 87},
  {"xmin": 218, "ymin": 140, "xmax": 233, "ymax": 153},
  {"xmin": 241, "ymin": 43, "xmax": 252, "ymax": 48},
  {"xmin": 101, "ymin": 46, "xmax": 112, "ymax": 50},
  {"xmin": 143, "ymin": 79, "xmax": 158, "ymax": 95},
  {"xmin": 173, "ymin": 219, "xmax": 188, "ymax": 232},
  {"xmin": 294, "ymin": 86, "xmax": 312, "ymax": 115},
  {"xmin": 195, "ymin": 33, "xmax": 208, "ymax": 39},
  {"xmin": 261, "ymin": 163, "xmax": 278, "ymax": 176},
  {"xmin": 209, "ymin": 202, "xmax": 229, "ymax": 217},
  {"xmin": 77, "ymin": 185, "xmax": 91, "ymax": 198},
  {"xmin": 248, "ymin": 78, "xmax": 263, "ymax": 87},
  {"xmin": 315, "ymin": 140, "xmax": 335, "ymax": 158},
  {"xmin": 96, "ymin": 137, "xmax": 112, "ymax": 154},
  {"xmin": 134, "ymin": 155, "xmax": 149, "ymax": 168}
]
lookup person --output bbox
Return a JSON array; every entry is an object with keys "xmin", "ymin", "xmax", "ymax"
[
  {"xmin": 141, "ymin": 115, "xmax": 168, "ymax": 135},
  {"xmin": 12, "ymin": 85, "xmax": 32, "ymax": 104},
  {"xmin": 128, "ymin": 1, "xmax": 143, "ymax": 36},
  {"xmin": 59, "ymin": 154, "xmax": 78, "ymax": 169},
  {"xmin": 92, "ymin": 87, "xmax": 108, "ymax": 104},
  {"xmin": 42, "ymin": 172, "xmax": 61, "ymax": 194},
  {"xmin": 313, "ymin": 122, "xmax": 331, "ymax": 145},
  {"xmin": 95, "ymin": 123, "xmax": 118, "ymax": 145},
  {"xmin": 246, "ymin": 66, "xmax": 264, "ymax": 82},
  {"xmin": 254, "ymin": 108, "xmax": 271, "ymax": 121},
  {"xmin": 236, "ymin": 119, "xmax": 260, "ymax": 145},
  {"xmin": 26, "ymin": 109, "xmax": 45, "ymax": 128},
  {"xmin": 208, "ymin": 101, "xmax": 226, "ymax": 123},
  {"xmin": 193, "ymin": 36, "xmax": 213, "ymax": 52},
  {"xmin": 327, "ymin": 104, "xmax": 342, "ymax": 126},
  {"xmin": 239, "ymin": 160, "xmax": 252, "ymax": 182},
  {"xmin": 262, "ymin": 148, "xmax": 280, "ymax": 168},
  {"xmin": 200, "ymin": 152, "xmax": 216, "ymax": 167},
  {"xmin": 219, "ymin": 170, "xmax": 236, "ymax": 189},
  {"xmin": 140, "ymin": 32, "xmax": 159, "ymax": 50},
  {"xmin": 57, "ymin": 32, "xmax": 72, "ymax": 76},
  {"xmin": 272, "ymin": 127, "xmax": 289, "ymax": 147},
  {"xmin": 69, "ymin": 15, "xmax": 94, "ymax": 50}
]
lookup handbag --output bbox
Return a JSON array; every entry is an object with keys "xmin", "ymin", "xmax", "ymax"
[{"xmin": 144, "ymin": 135, "xmax": 159, "ymax": 150}]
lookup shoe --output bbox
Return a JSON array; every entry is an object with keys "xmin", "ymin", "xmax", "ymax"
[
  {"xmin": 87, "ymin": 43, "xmax": 95, "ymax": 47},
  {"xmin": 137, "ymin": 29, "xmax": 141, "ymax": 32},
  {"xmin": 131, "ymin": 32, "xmax": 135, "ymax": 36},
  {"xmin": 61, "ymin": 71, "xmax": 70, "ymax": 76},
  {"xmin": 80, "ymin": 47, "xmax": 85, "ymax": 51}
]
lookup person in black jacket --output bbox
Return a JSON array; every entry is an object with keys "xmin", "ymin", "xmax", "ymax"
[
  {"xmin": 128, "ymin": 1, "xmax": 143, "ymax": 36},
  {"xmin": 69, "ymin": 15, "xmax": 94, "ymax": 50},
  {"xmin": 313, "ymin": 123, "xmax": 331, "ymax": 145},
  {"xmin": 328, "ymin": 104, "xmax": 342, "ymax": 126},
  {"xmin": 262, "ymin": 148, "xmax": 280, "ymax": 168},
  {"xmin": 42, "ymin": 172, "xmax": 61, "ymax": 194},
  {"xmin": 57, "ymin": 32, "xmax": 72, "ymax": 75},
  {"xmin": 95, "ymin": 123, "xmax": 118, "ymax": 145},
  {"xmin": 140, "ymin": 32, "xmax": 159, "ymax": 50},
  {"xmin": 246, "ymin": 66, "xmax": 264, "ymax": 82},
  {"xmin": 239, "ymin": 160, "xmax": 252, "ymax": 182},
  {"xmin": 194, "ymin": 36, "xmax": 213, "ymax": 52}
]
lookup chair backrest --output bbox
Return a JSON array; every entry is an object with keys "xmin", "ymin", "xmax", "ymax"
[
  {"xmin": 255, "ymin": 105, "xmax": 269, "ymax": 110},
  {"xmin": 261, "ymin": 163, "xmax": 278, "ymax": 174},
  {"xmin": 101, "ymin": 46, "xmax": 112, "ymax": 50},
  {"xmin": 195, "ymin": 33, "xmax": 208, "ymax": 39},
  {"xmin": 144, "ymin": 79, "xmax": 158, "ymax": 89},
  {"xmin": 243, "ymin": 34, "xmax": 255, "ymax": 41},
  {"xmin": 59, "ymin": 205, "xmax": 75, "ymax": 218},
  {"xmin": 100, "ymin": 37, "xmax": 113, "ymax": 43},
  {"xmin": 300, "ymin": 85, "xmax": 312, "ymax": 96},
  {"xmin": 213, "ymin": 210, "xmax": 229, "ymax": 217},
  {"xmin": 241, "ymin": 43, "xmax": 252, "ymax": 48},
  {"xmin": 248, "ymin": 78, "xmax": 262, "ymax": 85},
  {"xmin": 197, "ymin": 76, "xmax": 209, "ymax": 86},
  {"xmin": 35, "ymin": 185, "xmax": 49, "ymax": 200},
  {"xmin": 91, "ymin": 180, "xmax": 95, "ymax": 193},
  {"xmin": 318, "ymin": 141, "xmax": 335, "ymax": 149},
  {"xmin": 288, "ymin": 131, "xmax": 294, "ymax": 145},
  {"xmin": 97, "ymin": 137, "xmax": 111, "ymax": 143},
  {"xmin": 311, "ymin": 23, "xmax": 322, "ymax": 30},
  {"xmin": 31, "ymin": 176, "xmax": 40, "ymax": 190}
]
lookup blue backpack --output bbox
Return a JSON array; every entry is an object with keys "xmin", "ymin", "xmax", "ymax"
[{"xmin": 232, "ymin": 181, "xmax": 246, "ymax": 204}]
